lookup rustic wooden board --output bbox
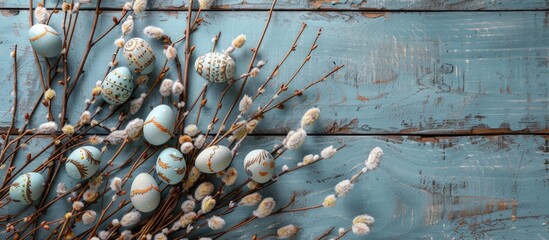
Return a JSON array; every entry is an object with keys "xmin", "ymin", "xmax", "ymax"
[
  {"xmin": 1, "ymin": 135, "xmax": 548, "ymax": 239},
  {"xmin": 2, "ymin": 0, "xmax": 549, "ymax": 10},
  {"xmin": 0, "ymin": 10, "xmax": 548, "ymax": 135}
]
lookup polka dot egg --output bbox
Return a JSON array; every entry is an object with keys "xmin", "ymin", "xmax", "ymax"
[
  {"xmin": 9, "ymin": 172, "xmax": 45, "ymax": 205},
  {"xmin": 143, "ymin": 105, "xmax": 176, "ymax": 146},
  {"xmin": 130, "ymin": 173, "xmax": 161, "ymax": 212},
  {"xmin": 123, "ymin": 38, "xmax": 156, "ymax": 74},
  {"xmin": 28, "ymin": 24, "xmax": 62, "ymax": 58},
  {"xmin": 155, "ymin": 148, "xmax": 186, "ymax": 185},
  {"xmin": 194, "ymin": 52, "xmax": 236, "ymax": 83},
  {"xmin": 65, "ymin": 146, "xmax": 102, "ymax": 180},
  {"xmin": 243, "ymin": 149, "xmax": 275, "ymax": 183},
  {"xmin": 101, "ymin": 67, "xmax": 134, "ymax": 105},
  {"xmin": 195, "ymin": 145, "xmax": 233, "ymax": 173}
]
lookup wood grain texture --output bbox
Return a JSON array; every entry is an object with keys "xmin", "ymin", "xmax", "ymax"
[
  {"xmin": 2, "ymin": 0, "xmax": 549, "ymax": 10},
  {"xmin": 0, "ymin": 10, "xmax": 548, "ymax": 134},
  {"xmin": 1, "ymin": 135, "xmax": 548, "ymax": 239}
]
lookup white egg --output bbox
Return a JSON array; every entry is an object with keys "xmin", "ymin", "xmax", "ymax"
[
  {"xmin": 143, "ymin": 105, "xmax": 176, "ymax": 146},
  {"xmin": 243, "ymin": 149, "xmax": 275, "ymax": 183},
  {"xmin": 194, "ymin": 52, "xmax": 236, "ymax": 83},
  {"xmin": 65, "ymin": 146, "xmax": 102, "ymax": 180},
  {"xmin": 29, "ymin": 24, "xmax": 62, "ymax": 58},
  {"xmin": 123, "ymin": 38, "xmax": 156, "ymax": 74},
  {"xmin": 130, "ymin": 173, "xmax": 161, "ymax": 212},
  {"xmin": 9, "ymin": 172, "xmax": 45, "ymax": 205},
  {"xmin": 195, "ymin": 145, "xmax": 232, "ymax": 173},
  {"xmin": 156, "ymin": 148, "xmax": 186, "ymax": 185}
]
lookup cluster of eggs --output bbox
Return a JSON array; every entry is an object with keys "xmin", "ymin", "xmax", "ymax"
[{"xmin": 27, "ymin": 23, "xmax": 280, "ymax": 213}]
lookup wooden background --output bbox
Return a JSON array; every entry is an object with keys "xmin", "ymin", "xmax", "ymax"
[{"xmin": 0, "ymin": 0, "xmax": 548, "ymax": 239}]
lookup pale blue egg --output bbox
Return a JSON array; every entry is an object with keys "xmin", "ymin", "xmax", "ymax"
[
  {"xmin": 143, "ymin": 105, "xmax": 175, "ymax": 146},
  {"xmin": 155, "ymin": 148, "xmax": 186, "ymax": 185},
  {"xmin": 101, "ymin": 67, "xmax": 134, "ymax": 105},
  {"xmin": 130, "ymin": 173, "xmax": 161, "ymax": 212},
  {"xmin": 195, "ymin": 145, "xmax": 233, "ymax": 173},
  {"xmin": 9, "ymin": 172, "xmax": 45, "ymax": 205},
  {"xmin": 194, "ymin": 52, "xmax": 236, "ymax": 83},
  {"xmin": 28, "ymin": 24, "xmax": 62, "ymax": 58},
  {"xmin": 123, "ymin": 38, "xmax": 156, "ymax": 74},
  {"xmin": 65, "ymin": 146, "xmax": 102, "ymax": 180},
  {"xmin": 243, "ymin": 149, "xmax": 275, "ymax": 183}
]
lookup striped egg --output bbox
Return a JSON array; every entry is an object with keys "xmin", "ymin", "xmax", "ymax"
[
  {"xmin": 155, "ymin": 148, "xmax": 186, "ymax": 185},
  {"xmin": 123, "ymin": 38, "xmax": 156, "ymax": 74},
  {"xmin": 195, "ymin": 145, "xmax": 232, "ymax": 173},
  {"xmin": 9, "ymin": 172, "xmax": 45, "ymax": 205},
  {"xmin": 101, "ymin": 67, "xmax": 134, "ymax": 105},
  {"xmin": 28, "ymin": 24, "xmax": 62, "ymax": 58},
  {"xmin": 65, "ymin": 146, "xmax": 102, "ymax": 180},
  {"xmin": 243, "ymin": 149, "xmax": 275, "ymax": 183},
  {"xmin": 130, "ymin": 173, "xmax": 161, "ymax": 212},
  {"xmin": 194, "ymin": 52, "xmax": 236, "ymax": 83},
  {"xmin": 143, "ymin": 105, "xmax": 175, "ymax": 146}
]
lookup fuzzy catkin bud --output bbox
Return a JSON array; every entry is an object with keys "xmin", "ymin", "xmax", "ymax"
[
  {"xmin": 82, "ymin": 210, "xmax": 97, "ymax": 225},
  {"xmin": 322, "ymin": 194, "xmax": 337, "ymax": 208},
  {"xmin": 239, "ymin": 192, "xmax": 262, "ymax": 206},
  {"xmin": 277, "ymin": 224, "xmax": 300, "ymax": 239},
  {"xmin": 110, "ymin": 177, "xmax": 123, "ymax": 192},
  {"xmin": 352, "ymin": 223, "xmax": 370, "ymax": 235},
  {"xmin": 198, "ymin": 0, "xmax": 214, "ymax": 9},
  {"xmin": 353, "ymin": 214, "xmax": 375, "ymax": 226},
  {"xmin": 143, "ymin": 26, "xmax": 164, "ymax": 39},
  {"xmin": 239, "ymin": 95, "xmax": 252, "ymax": 113},
  {"xmin": 38, "ymin": 121, "xmax": 58, "ymax": 134},
  {"xmin": 172, "ymin": 81, "xmax": 184, "ymax": 95},
  {"xmin": 80, "ymin": 111, "xmax": 91, "ymax": 124},
  {"xmin": 221, "ymin": 167, "xmax": 238, "ymax": 186},
  {"xmin": 194, "ymin": 182, "xmax": 214, "ymax": 201},
  {"xmin": 334, "ymin": 180, "xmax": 353, "ymax": 197},
  {"xmin": 121, "ymin": 15, "xmax": 134, "ymax": 35},
  {"xmin": 365, "ymin": 147, "xmax": 383, "ymax": 170},
  {"xmin": 179, "ymin": 212, "xmax": 196, "ymax": 227},
  {"xmin": 62, "ymin": 124, "xmax": 75, "ymax": 136},
  {"xmin": 301, "ymin": 108, "xmax": 320, "ymax": 127},
  {"xmin": 114, "ymin": 38, "xmax": 125, "ymax": 48},
  {"xmin": 132, "ymin": 0, "xmax": 147, "ymax": 14},
  {"xmin": 125, "ymin": 118, "xmax": 144, "ymax": 141},
  {"xmin": 184, "ymin": 124, "xmax": 199, "ymax": 137},
  {"xmin": 207, "ymin": 216, "xmax": 225, "ymax": 230},
  {"xmin": 181, "ymin": 200, "xmax": 195, "ymax": 213},
  {"xmin": 180, "ymin": 142, "xmax": 194, "ymax": 154},
  {"xmin": 283, "ymin": 129, "xmax": 307, "ymax": 150},
  {"xmin": 232, "ymin": 34, "xmax": 246, "ymax": 49},
  {"xmin": 34, "ymin": 5, "xmax": 50, "ymax": 24},
  {"xmin": 164, "ymin": 45, "xmax": 177, "ymax": 60},
  {"xmin": 253, "ymin": 197, "xmax": 275, "ymax": 218},
  {"xmin": 44, "ymin": 88, "xmax": 56, "ymax": 101},
  {"xmin": 159, "ymin": 79, "xmax": 173, "ymax": 97},
  {"xmin": 120, "ymin": 211, "xmax": 141, "ymax": 227},
  {"xmin": 320, "ymin": 145, "xmax": 337, "ymax": 159},
  {"xmin": 201, "ymin": 196, "xmax": 216, "ymax": 213}
]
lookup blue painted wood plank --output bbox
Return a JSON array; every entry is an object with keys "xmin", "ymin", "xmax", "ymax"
[
  {"xmin": 2, "ymin": 0, "xmax": 549, "ymax": 10},
  {"xmin": 0, "ymin": 135, "xmax": 547, "ymax": 239},
  {"xmin": 0, "ymin": 10, "xmax": 547, "ymax": 134}
]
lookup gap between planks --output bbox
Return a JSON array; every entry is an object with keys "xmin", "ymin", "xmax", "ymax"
[{"xmin": 1, "ymin": 7, "xmax": 549, "ymax": 12}]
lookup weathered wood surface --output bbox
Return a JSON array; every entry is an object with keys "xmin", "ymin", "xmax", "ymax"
[
  {"xmin": 0, "ymin": 10, "xmax": 548, "ymax": 135},
  {"xmin": 2, "ymin": 0, "xmax": 549, "ymax": 10},
  {"xmin": 1, "ymin": 135, "xmax": 547, "ymax": 239}
]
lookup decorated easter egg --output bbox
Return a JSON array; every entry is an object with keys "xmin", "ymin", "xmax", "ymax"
[
  {"xmin": 243, "ymin": 149, "xmax": 275, "ymax": 183},
  {"xmin": 155, "ymin": 148, "xmax": 186, "ymax": 185},
  {"xmin": 194, "ymin": 52, "xmax": 236, "ymax": 83},
  {"xmin": 9, "ymin": 172, "xmax": 45, "ymax": 205},
  {"xmin": 28, "ymin": 24, "xmax": 62, "ymax": 58},
  {"xmin": 143, "ymin": 105, "xmax": 176, "ymax": 146},
  {"xmin": 195, "ymin": 145, "xmax": 232, "ymax": 173},
  {"xmin": 100, "ymin": 67, "xmax": 134, "ymax": 105},
  {"xmin": 130, "ymin": 173, "xmax": 161, "ymax": 212},
  {"xmin": 123, "ymin": 38, "xmax": 156, "ymax": 74},
  {"xmin": 65, "ymin": 146, "xmax": 102, "ymax": 180}
]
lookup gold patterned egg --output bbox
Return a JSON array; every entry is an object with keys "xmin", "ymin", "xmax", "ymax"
[
  {"xmin": 101, "ymin": 67, "xmax": 134, "ymax": 105},
  {"xmin": 123, "ymin": 38, "xmax": 156, "ymax": 74},
  {"xmin": 194, "ymin": 52, "xmax": 236, "ymax": 83}
]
